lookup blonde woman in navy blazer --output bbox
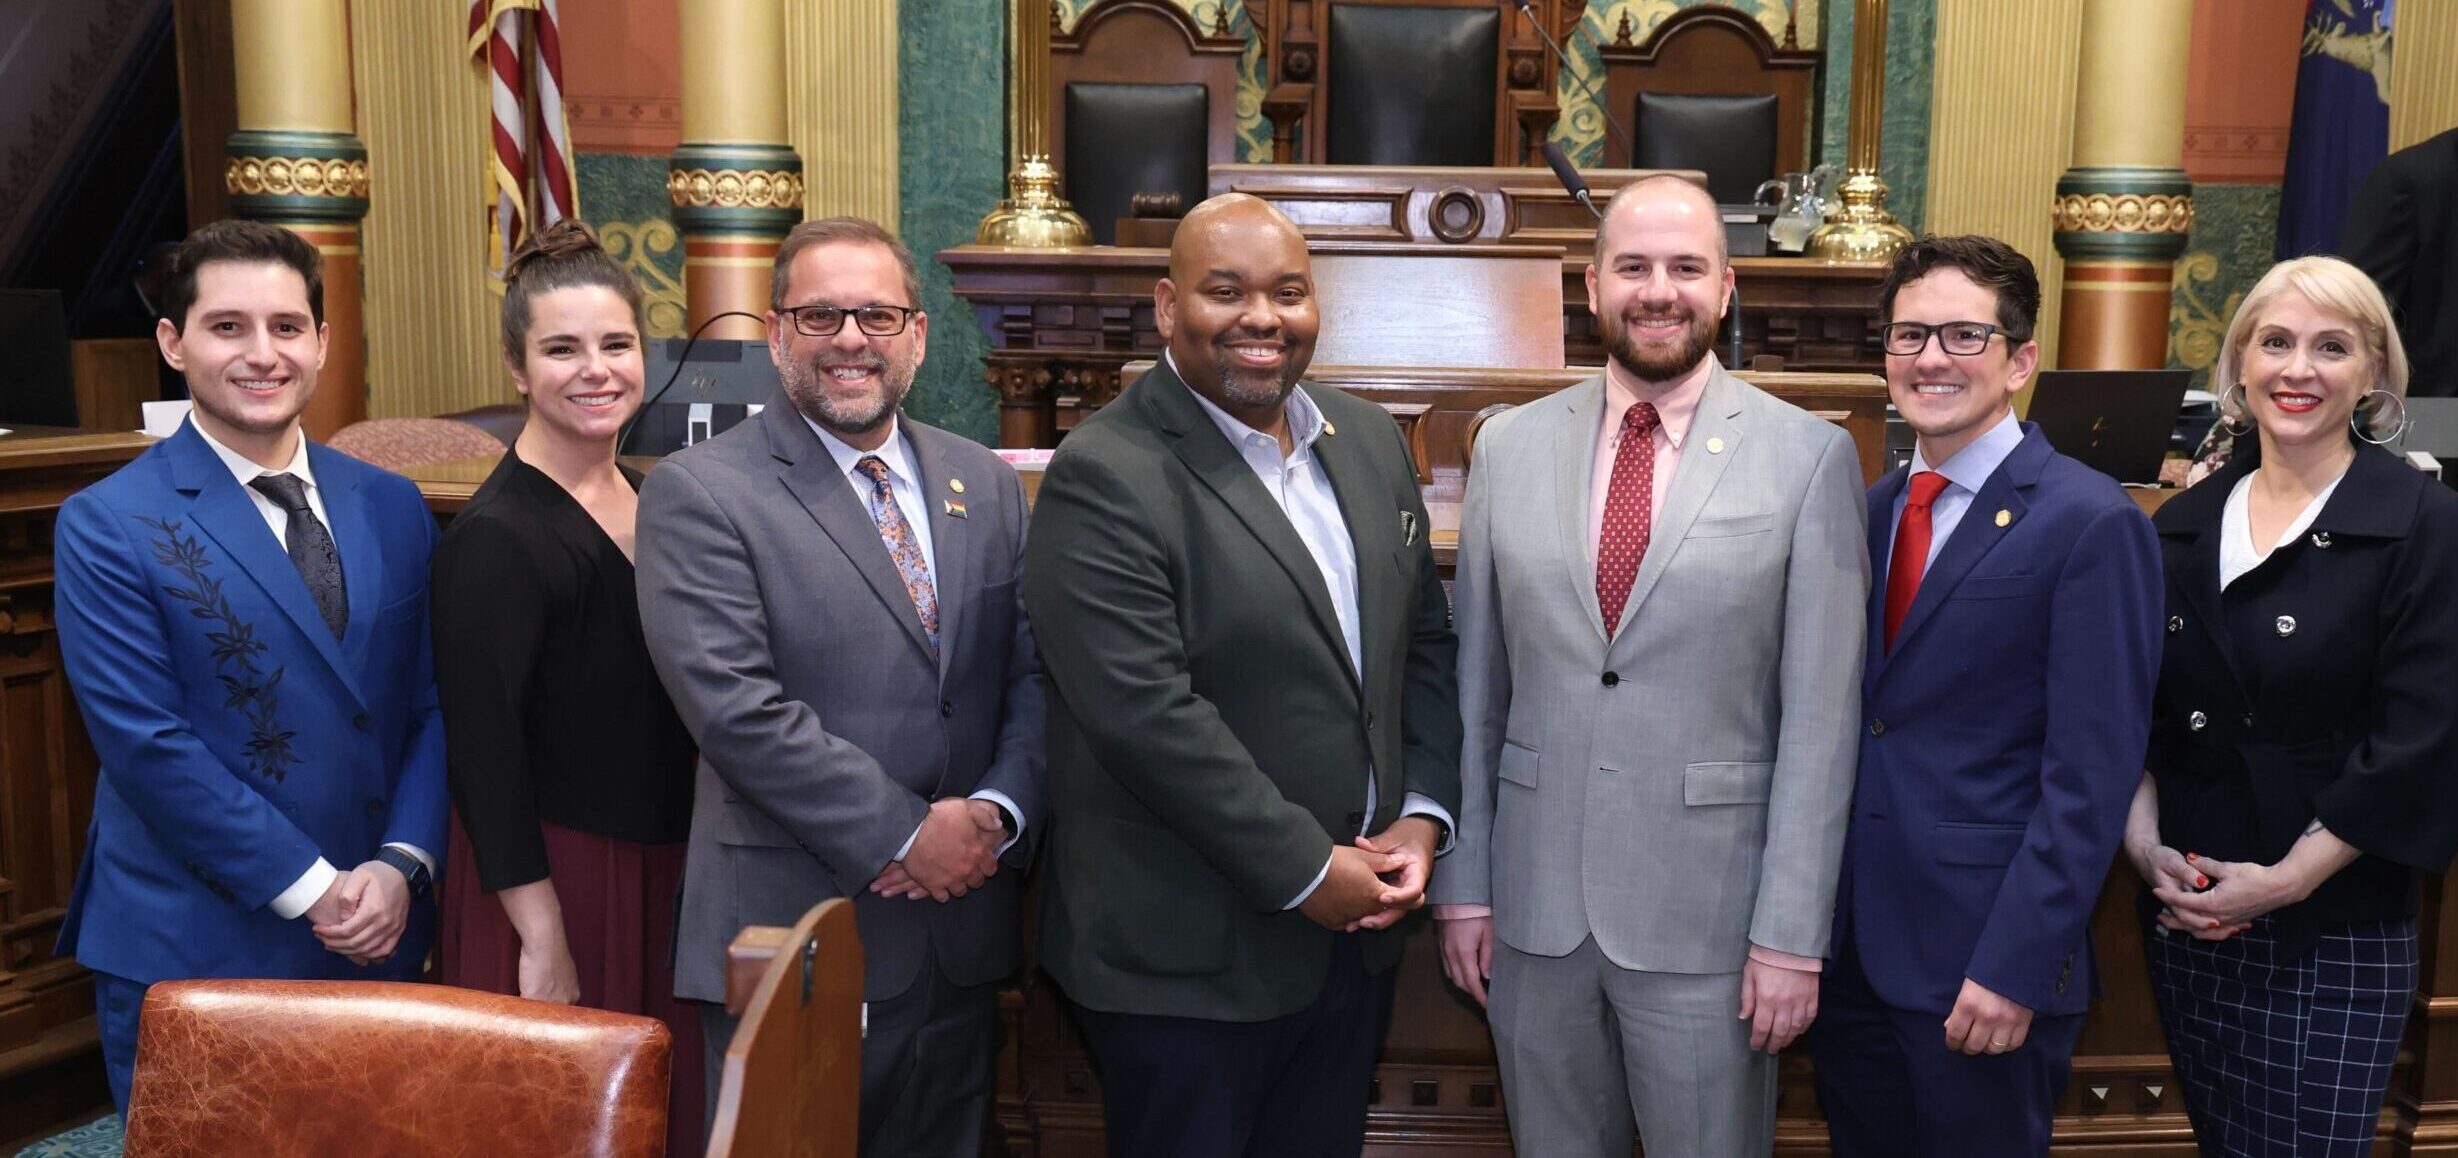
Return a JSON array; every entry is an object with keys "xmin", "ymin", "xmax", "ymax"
[{"xmin": 2125, "ymin": 256, "xmax": 2458, "ymax": 1157}]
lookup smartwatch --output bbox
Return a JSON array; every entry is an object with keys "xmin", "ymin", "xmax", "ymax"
[{"xmin": 376, "ymin": 847, "xmax": 432, "ymax": 899}]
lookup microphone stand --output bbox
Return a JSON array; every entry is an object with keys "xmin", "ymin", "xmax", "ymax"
[{"xmin": 1508, "ymin": 0, "xmax": 1633, "ymax": 165}]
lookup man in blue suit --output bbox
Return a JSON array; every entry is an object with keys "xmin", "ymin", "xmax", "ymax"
[
  {"xmin": 1809, "ymin": 235, "xmax": 2162, "ymax": 1155},
  {"xmin": 54, "ymin": 220, "xmax": 447, "ymax": 1112}
]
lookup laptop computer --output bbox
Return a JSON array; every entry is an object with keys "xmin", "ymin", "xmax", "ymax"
[{"xmin": 2023, "ymin": 369, "xmax": 2194, "ymax": 484}]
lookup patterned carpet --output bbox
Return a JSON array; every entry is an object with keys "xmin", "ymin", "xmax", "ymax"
[{"xmin": 13, "ymin": 1115, "xmax": 119, "ymax": 1158}]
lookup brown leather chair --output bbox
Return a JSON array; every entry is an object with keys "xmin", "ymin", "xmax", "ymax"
[
  {"xmin": 122, "ymin": 979, "xmax": 671, "ymax": 1157},
  {"xmin": 325, "ymin": 416, "xmax": 506, "ymax": 473},
  {"xmin": 707, "ymin": 898, "xmax": 862, "ymax": 1158},
  {"xmin": 441, "ymin": 401, "xmax": 528, "ymax": 447}
]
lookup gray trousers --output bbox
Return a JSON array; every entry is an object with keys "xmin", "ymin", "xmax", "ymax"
[
  {"xmin": 1489, "ymin": 936, "xmax": 1776, "ymax": 1158},
  {"xmin": 699, "ymin": 959, "xmax": 998, "ymax": 1158}
]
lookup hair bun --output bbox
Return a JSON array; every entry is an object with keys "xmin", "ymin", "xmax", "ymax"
[{"xmin": 504, "ymin": 219, "xmax": 606, "ymax": 284}]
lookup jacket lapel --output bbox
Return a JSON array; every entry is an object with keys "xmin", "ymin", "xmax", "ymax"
[
  {"xmin": 1550, "ymin": 379, "xmax": 1609, "ymax": 642},
  {"xmin": 907, "ymin": 421, "xmax": 970, "ymax": 681},
  {"xmin": 1309, "ymin": 395, "xmax": 1395, "ymax": 690},
  {"xmin": 1883, "ymin": 425, "xmax": 2049, "ymax": 661},
  {"xmin": 762, "ymin": 398, "xmax": 936, "ymax": 665},
  {"xmin": 168, "ymin": 425, "xmax": 364, "ymax": 704},
  {"xmin": 1143, "ymin": 366, "xmax": 1362, "ymax": 692},
  {"xmin": 308, "ymin": 445, "xmax": 383, "ymax": 675},
  {"xmin": 2160, "ymin": 450, "xmax": 2245, "ymax": 682},
  {"xmin": 1863, "ymin": 466, "xmax": 1908, "ymax": 690},
  {"xmin": 1614, "ymin": 366, "xmax": 1742, "ymax": 637}
]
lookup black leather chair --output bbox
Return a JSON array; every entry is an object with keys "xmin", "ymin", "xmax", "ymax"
[
  {"xmin": 1064, "ymin": 83, "xmax": 1210, "ymax": 246},
  {"xmin": 1324, "ymin": 4, "xmax": 1497, "ymax": 166},
  {"xmin": 1632, "ymin": 91, "xmax": 1779, "ymax": 206}
]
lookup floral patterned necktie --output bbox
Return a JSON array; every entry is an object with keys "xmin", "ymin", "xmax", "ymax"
[{"xmin": 854, "ymin": 456, "xmax": 939, "ymax": 654}]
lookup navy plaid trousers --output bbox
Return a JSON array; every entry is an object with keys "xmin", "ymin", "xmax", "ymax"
[{"xmin": 2145, "ymin": 915, "xmax": 2417, "ymax": 1157}]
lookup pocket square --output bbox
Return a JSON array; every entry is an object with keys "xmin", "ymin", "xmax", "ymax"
[{"xmin": 1401, "ymin": 511, "xmax": 1418, "ymax": 546}]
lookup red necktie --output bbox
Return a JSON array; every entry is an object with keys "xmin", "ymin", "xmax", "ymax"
[
  {"xmin": 1884, "ymin": 470, "xmax": 1951, "ymax": 652},
  {"xmin": 1595, "ymin": 401, "xmax": 1662, "ymax": 635}
]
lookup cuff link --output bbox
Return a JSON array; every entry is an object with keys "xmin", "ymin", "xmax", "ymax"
[{"xmin": 2275, "ymin": 615, "xmax": 2297, "ymax": 637}]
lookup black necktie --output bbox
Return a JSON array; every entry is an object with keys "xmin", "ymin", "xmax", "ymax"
[{"xmin": 248, "ymin": 472, "xmax": 348, "ymax": 639}]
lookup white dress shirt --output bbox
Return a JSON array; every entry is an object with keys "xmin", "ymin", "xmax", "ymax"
[
  {"xmin": 1168, "ymin": 355, "xmax": 1457, "ymax": 908},
  {"xmin": 189, "ymin": 416, "xmax": 433, "ymax": 918},
  {"xmin": 803, "ymin": 413, "xmax": 1022, "ymax": 859}
]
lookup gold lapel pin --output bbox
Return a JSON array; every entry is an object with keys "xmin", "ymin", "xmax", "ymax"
[
  {"xmin": 1323, "ymin": 420, "xmax": 1337, "ymax": 436},
  {"xmin": 949, "ymin": 478, "xmax": 965, "ymax": 494},
  {"xmin": 1705, "ymin": 436, "xmax": 1725, "ymax": 454},
  {"xmin": 1995, "ymin": 509, "xmax": 2012, "ymax": 527}
]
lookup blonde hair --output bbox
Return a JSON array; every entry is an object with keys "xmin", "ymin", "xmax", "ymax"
[{"xmin": 2214, "ymin": 255, "xmax": 2410, "ymax": 439}]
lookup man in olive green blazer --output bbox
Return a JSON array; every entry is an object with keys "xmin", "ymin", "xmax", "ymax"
[{"xmin": 1022, "ymin": 194, "xmax": 1462, "ymax": 1158}]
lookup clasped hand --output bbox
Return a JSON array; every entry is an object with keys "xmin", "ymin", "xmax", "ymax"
[
  {"xmin": 308, "ymin": 859, "xmax": 411, "ymax": 966},
  {"xmin": 870, "ymin": 798, "xmax": 1005, "ymax": 902},
  {"xmin": 2142, "ymin": 845, "xmax": 2300, "ymax": 940},
  {"xmin": 1299, "ymin": 816, "xmax": 1440, "ymax": 933}
]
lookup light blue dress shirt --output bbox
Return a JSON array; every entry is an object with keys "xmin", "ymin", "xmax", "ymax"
[{"xmin": 1888, "ymin": 411, "xmax": 2026, "ymax": 575}]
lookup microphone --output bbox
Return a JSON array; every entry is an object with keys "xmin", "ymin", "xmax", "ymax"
[
  {"xmin": 1507, "ymin": 0, "xmax": 1634, "ymax": 165},
  {"xmin": 1541, "ymin": 140, "xmax": 1602, "ymax": 220}
]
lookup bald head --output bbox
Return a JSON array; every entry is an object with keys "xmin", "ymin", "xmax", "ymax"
[
  {"xmin": 1155, "ymin": 193, "xmax": 1320, "ymax": 419},
  {"xmin": 1596, "ymin": 175, "xmax": 1726, "ymax": 266}
]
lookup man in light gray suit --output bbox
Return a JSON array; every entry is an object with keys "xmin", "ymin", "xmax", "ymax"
[
  {"xmin": 636, "ymin": 216, "xmax": 1043, "ymax": 1157},
  {"xmin": 1429, "ymin": 176, "xmax": 1867, "ymax": 1157}
]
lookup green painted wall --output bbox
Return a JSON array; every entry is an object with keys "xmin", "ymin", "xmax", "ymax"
[
  {"xmin": 1818, "ymin": 0, "xmax": 1933, "ymax": 235},
  {"xmin": 897, "ymin": 2, "xmax": 1006, "ymax": 444}
]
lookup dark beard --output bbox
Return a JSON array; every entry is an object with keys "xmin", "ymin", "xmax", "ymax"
[
  {"xmin": 1207, "ymin": 347, "xmax": 1301, "ymax": 412},
  {"xmin": 781, "ymin": 352, "xmax": 914, "ymax": 437},
  {"xmin": 1603, "ymin": 307, "xmax": 1719, "ymax": 383}
]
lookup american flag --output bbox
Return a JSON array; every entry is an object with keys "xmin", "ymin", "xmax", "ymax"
[{"xmin": 468, "ymin": 0, "xmax": 577, "ymax": 271}]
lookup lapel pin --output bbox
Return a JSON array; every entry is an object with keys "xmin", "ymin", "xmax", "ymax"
[
  {"xmin": 949, "ymin": 478, "xmax": 966, "ymax": 494},
  {"xmin": 1323, "ymin": 420, "xmax": 1337, "ymax": 436},
  {"xmin": 1995, "ymin": 509, "xmax": 2012, "ymax": 528},
  {"xmin": 943, "ymin": 499, "xmax": 968, "ymax": 519},
  {"xmin": 1705, "ymin": 436, "xmax": 1725, "ymax": 455}
]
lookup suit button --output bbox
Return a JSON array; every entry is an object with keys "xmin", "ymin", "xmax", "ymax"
[
  {"xmin": 1366, "ymin": 712, "xmax": 1377, "ymax": 730},
  {"xmin": 1601, "ymin": 672, "xmax": 1620, "ymax": 687},
  {"xmin": 940, "ymin": 699, "xmax": 954, "ymax": 718},
  {"xmin": 2275, "ymin": 615, "xmax": 2297, "ymax": 637},
  {"xmin": 352, "ymin": 712, "xmax": 371, "ymax": 732},
  {"xmin": 2188, "ymin": 711, "xmax": 2208, "ymax": 732},
  {"xmin": 2055, "ymin": 979, "xmax": 2068, "ymax": 994},
  {"xmin": 1869, "ymin": 719, "xmax": 1886, "ymax": 737},
  {"xmin": 2243, "ymin": 713, "xmax": 2256, "ymax": 729},
  {"xmin": 366, "ymin": 800, "xmax": 384, "ymax": 819},
  {"xmin": 1344, "ymin": 811, "xmax": 1365, "ymax": 837},
  {"xmin": 2167, "ymin": 615, "xmax": 2183, "ymax": 634}
]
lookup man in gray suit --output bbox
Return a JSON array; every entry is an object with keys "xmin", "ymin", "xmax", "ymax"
[
  {"xmin": 636, "ymin": 216, "xmax": 1043, "ymax": 1156},
  {"xmin": 1429, "ymin": 175, "xmax": 1867, "ymax": 1157}
]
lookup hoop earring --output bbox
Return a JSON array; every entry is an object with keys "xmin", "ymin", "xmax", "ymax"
[
  {"xmin": 2354, "ymin": 389, "xmax": 2409, "ymax": 446},
  {"xmin": 2217, "ymin": 381, "xmax": 2253, "ymax": 437}
]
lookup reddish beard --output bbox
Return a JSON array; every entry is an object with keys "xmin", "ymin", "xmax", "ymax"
[{"xmin": 1603, "ymin": 307, "xmax": 1718, "ymax": 383}]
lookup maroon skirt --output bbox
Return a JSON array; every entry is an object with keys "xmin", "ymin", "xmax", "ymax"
[{"xmin": 440, "ymin": 814, "xmax": 706, "ymax": 1157}]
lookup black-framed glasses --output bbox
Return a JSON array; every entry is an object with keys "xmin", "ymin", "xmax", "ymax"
[
  {"xmin": 1882, "ymin": 320, "xmax": 2019, "ymax": 357},
  {"xmin": 780, "ymin": 304, "xmax": 918, "ymax": 338}
]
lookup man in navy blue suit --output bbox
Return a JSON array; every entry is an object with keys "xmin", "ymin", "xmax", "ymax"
[
  {"xmin": 1809, "ymin": 235, "xmax": 2162, "ymax": 1155},
  {"xmin": 54, "ymin": 220, "xmax": 447, "ymax": 1112}
]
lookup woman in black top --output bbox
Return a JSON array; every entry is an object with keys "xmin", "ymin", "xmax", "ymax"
[
  {"xmin": 431, "ymin": 220, "xmax": 701, "ymax": 1152},
  {"xmin": 2123, "ymin": 255, "xmax": 2458, "ymax": 1157}
]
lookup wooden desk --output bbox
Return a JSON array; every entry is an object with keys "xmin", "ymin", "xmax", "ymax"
[{"xmin": 938, "ymin": 244, "xmax": 1886, "ymax": 448}]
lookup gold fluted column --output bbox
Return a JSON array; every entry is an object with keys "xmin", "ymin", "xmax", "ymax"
[
  {"xmin": 228, "ymin": 0, "xmax": 367, "ymax": 437},
  {"xmin": 2052, "ymin": 0, "xmax": 2193, "ymax": 370},
  {"xmin": 1924, "ymin": 0, "xmax": 2083, "ymax": 363},
  {"xmin": 2389, "ymin": 1, "xmax": 2458, "ymax": 150},
  {"xmin": 788, "ymin": 0, "xmax": 900, "ymax": 224},
  {"xmin": 977, "ymin": 0, "xmax": 1089, "ymax": 246},
  {"xmin": 352, "ymin": 0, "xmax": 501, "ymax": 419},
  {"xmin": 1805, "ymin": 0, "xmax": 1913, "ymax": 263},
  {"xmin": 675, "ymin": 0, "xmax": 804, "ymax": 339}
]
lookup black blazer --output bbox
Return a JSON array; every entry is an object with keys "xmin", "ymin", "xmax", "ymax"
[
  {"xmin": 2344, "ymin": 126, "xmax": 2458, "ymax": 396},
  {"xmin": 2146, "ymin": 444, "xmax": 2458, "ymax": 953},
  {"xmin": 1021, "ymin": 363, "xmax": 1463, "ymax": 1022}
]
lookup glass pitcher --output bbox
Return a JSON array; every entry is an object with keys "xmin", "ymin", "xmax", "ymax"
[{"xmin": 1756, "ymin": 165, "xmax": 1840, "ymax": 254}]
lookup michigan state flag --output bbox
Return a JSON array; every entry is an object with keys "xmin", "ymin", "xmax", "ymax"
[{"xmin": 2276, "ymin": 0, "xmax": 2393, "ymax": 259}]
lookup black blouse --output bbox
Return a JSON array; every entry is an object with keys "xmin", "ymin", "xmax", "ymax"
[
  {"xmin": 2146, "ymin": 444, "xmax": 2458, "ymax": 952},
  {"xmin": 431, "ymin": 454, "xmax": 695, "ymax": 891}
]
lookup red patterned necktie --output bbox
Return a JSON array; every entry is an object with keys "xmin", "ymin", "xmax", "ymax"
[
  {"xmin": 1595, "ymin": 401, "xmax": 1662, "ymax": 635},
  {"xmin": 855, "ymin": 456, "xmax": 940, "ymax": 654},
  {"xmin": 1883, "ymin": 470, "xmax": 1952, "ymax": 652}
]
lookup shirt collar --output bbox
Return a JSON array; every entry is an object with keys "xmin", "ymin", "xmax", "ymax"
[
  {"xmin": 804, "ymin": 411, "xmax": 916, "ymax": 489},
  {"xmin": 1908, "ymin": 410, "xmax": 2024, "ymax": 496},
  {"xmin": 1165, "ymin": 350, "xmax": 1326, "ymax": 459},
  {"xmin": 1600, "ymin": 354, "xmax": 1712, "ymax": 448},
  {"xmin": 191, "ymin": 413, "xmax": 316, "ymax": 492}
]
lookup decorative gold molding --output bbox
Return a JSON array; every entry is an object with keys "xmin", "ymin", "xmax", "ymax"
[
  {"xmin": 787, "ymin": 0, "xmax": 899, "ymax": 224},
  {"xmin": 224, "ymin": 156, "xmax": 370, "ymax": 199},
  {"xmin": 599, "ymin": 219, "xmax": 689, "ymax": 339},
  {"xmin": 666, "ymin": 168, "xmax": 808, "ymax": 212},
  {"xmin": 2052, "ymin": 192, "xmax": 2194, "ymax": 234}
]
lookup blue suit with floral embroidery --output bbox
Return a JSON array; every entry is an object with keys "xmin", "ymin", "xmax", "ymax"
[{"xmin": 53, "ymin": 421, "xmax": 446, "ymax": 1101}]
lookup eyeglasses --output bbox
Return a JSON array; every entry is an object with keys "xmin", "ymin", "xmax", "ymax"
[
  {"xmin": 779, "ymin": 304, "xmax": 918, "ymax": 338},
  {"xmin": 1881, "ymin": 321, "xmax": 2020, "ymax": 357}
]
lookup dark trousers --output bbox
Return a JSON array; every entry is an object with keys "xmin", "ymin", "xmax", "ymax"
[
  {"xmin": 699, "ymin": 956, "xmax": 998, "ymax": 1158},
  {"xmin": 1810, "ymin": 931, "xmax": 2083, "ymax": 1158},
  {"xmin": 93, "ymin": 970, "xmax": 148, "ymax": 1115},
  {"xmin": 1071, "ymin": 933, "xmax": 1396, "ymax": 1158}
]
